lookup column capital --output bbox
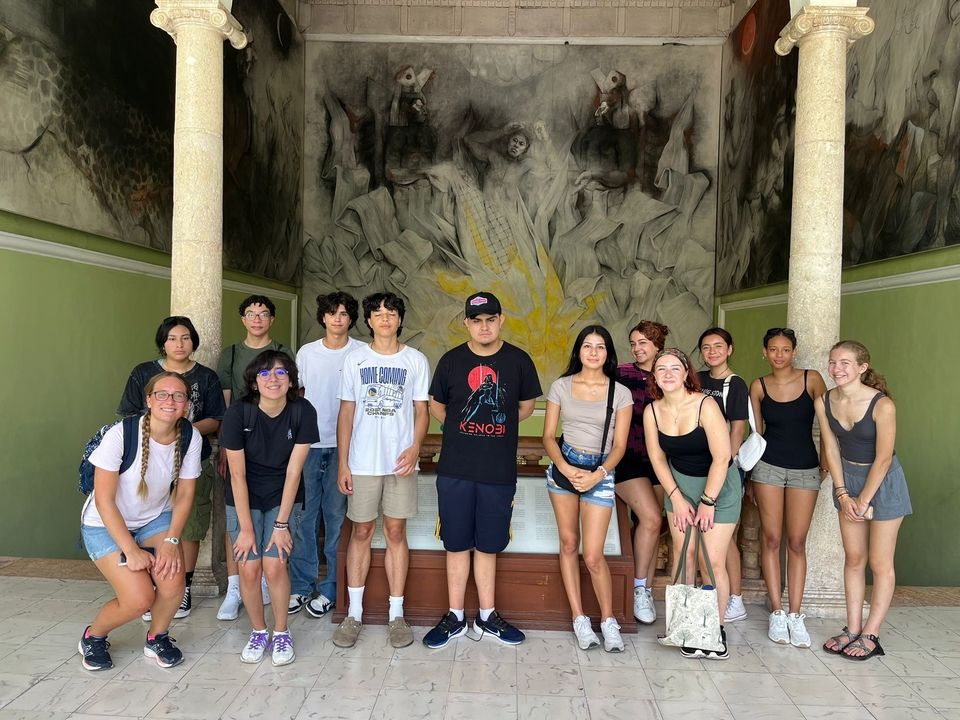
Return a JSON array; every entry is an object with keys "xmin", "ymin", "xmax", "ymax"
[
  {"xmin": 775, "ymin": 5, "xmax": 874, "ymax": 57},
  {"xmin": 151, "ymin": 0, "xmax": 248, "ymax": 49}
]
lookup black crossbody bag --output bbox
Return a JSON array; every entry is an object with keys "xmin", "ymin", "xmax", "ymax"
[{"xmin": 550, "ymin": 379, "xmax": 616, "ymax": 496}]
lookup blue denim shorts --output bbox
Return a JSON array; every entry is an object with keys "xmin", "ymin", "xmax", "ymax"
[
  {"xmin": 546, "ymin": 443, "xmax": 616, "ymax": 507},
  {"xmin": 81, "ymin": 511, "xmax": 173, "ymax": 561},
  {"xmin": 226, "ymin": 503, "xmax": 302, "ymax": 560}
]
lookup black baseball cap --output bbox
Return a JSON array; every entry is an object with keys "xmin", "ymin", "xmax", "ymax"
[{"xmin": 464, "ymin": 291, "xmax": 502, "ymax": 318}]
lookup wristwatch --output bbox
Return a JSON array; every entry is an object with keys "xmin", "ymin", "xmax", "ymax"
[{"xmin": 163, "ymin": 537, "xmax": 181, "ymax": 545}]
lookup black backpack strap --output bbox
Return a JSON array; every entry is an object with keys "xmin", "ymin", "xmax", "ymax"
[
  {"xmin": 598, "ymin": 379, "xmax": 616, "ymax": 455},
  {"xmin": 119, "ymin": 415, "xmax": 142, "ymax": 475}
]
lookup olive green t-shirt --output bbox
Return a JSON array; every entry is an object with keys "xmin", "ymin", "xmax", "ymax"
[{"xmin": 216, "ymin": 340, "xmax": 295, "ymax": 401}]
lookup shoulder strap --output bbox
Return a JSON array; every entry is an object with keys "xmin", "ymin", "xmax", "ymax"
[
  {"xmin": 651, "ymin": 403, "xmax": 661, "ymax": 430},
  {"xmin": 230, "ymin": 345, "xmax": 236, "ymax": 385},
  {"xmin": 598, "ymin": 379, "xmax": 616, "ymax": 454},
  {"xmin": 803, "ymin": 368, "xmax": 809, "ymax": 390},
  {"xmin": 179, "ymin": 418, "xmax": 194, "ymax": 454},
  {"xmin": 823, "ymin": 389, "xmax": 833, "ymax": 418},
  {"xmin": 289, "ymin": 399, "xmax": 303, "ymax": 434},
  {"xmin": 242, "ymin": 401, "xmax": 258, "ymax": 437},
  {"xmin": 118, "ymin": 415, "xmax": 142, "ymax": 475},
  {"xmin": 758, "ymin": 376, "xmax": 768, "ymax": 395},
  {"xmin": 721, "ymin": 375, "xmax": 734, "ymax": 408},
  {"xmin": 866, "ymin": 391, "xmax": 884, "ymax": 418},
  {"xmin": 697, "ymin": 396, "xmax": 706, "ymax": 425}
]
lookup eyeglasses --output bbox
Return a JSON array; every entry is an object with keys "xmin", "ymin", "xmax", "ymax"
[
  {"xmin": 244, "ymin": 311, "xmax": 272, "ymax": 321},
  {"xmin": 766, "ymin": 327, "xmax": 796, "ymax": 337},
  {"xmin": 257, "ymin": 367, "xmax": 290, "ymax": 379},
  {"xmin": 151, "ymin": 390, "xmax": 189, "ymax": 402}
]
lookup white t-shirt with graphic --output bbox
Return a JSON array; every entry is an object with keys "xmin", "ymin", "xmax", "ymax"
[
  {"xmin": 82, "ymin": 417, "xmax": 201, "ymax": 530},
  {"xmin": 297, "ymin": 336, "xmax": 364, "ymax": 448},
  {"xmin": 338, "ymin": 343, "xmax": 431, "ymax": 475}
]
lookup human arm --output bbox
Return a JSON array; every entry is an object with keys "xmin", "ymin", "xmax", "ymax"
[
  {"xmin": 814, "ymin": 395, "xmax": 859, "ymax": 522},
  {"xmin": 854, "ymin": 397, "xmax": 896, "ymax": 517},
  {"xmin": 643, "ymin": 403, "xmax": 694, "ymax": 530},
  {"xmin": 265, "ymin": 442, "xmax": 310, "ymax": 561},
  {"xmin": 697, "ymin": 397, "xmax": 733, "ymax": 532},
  {"xmin": 518, "ymin": 398, "xmax": 537, "ymax": 422},
  {"xmin": 117, "ymin": 366, "xmax": 148, "ymax": 417},
  {"xmin": 337, "ymin": 400, "xmax": 356, "ymax": 494},
  {"xmin": 395, "ymin": 400, "xmax": 429, "ymax": 476},
  {"xmin": 225, "ymin": 448, "xmax": 259, "ymax": 561},
  {"xmin": 429, "ymin": 398, "xmax": 446, "ymax": 425},
  {"xmin": 92, "ymin": 468, "xmax": 154, "ymax": 572},
  {"xmin": 153, "ymin": 429, "xmax": 201, "ymax": 578},
  {"xmin": 807, "ymin": 369, "xmax": 828, "ymax": 402},
  {"xmin": 542, "ymin": 399, "xmax": 588, "ymax": 488}
]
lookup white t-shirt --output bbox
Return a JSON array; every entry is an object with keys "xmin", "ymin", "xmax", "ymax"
[
  {"xmin": 82, "ymin": 418, "xmax": 202, "ymax": 530},
  {"xmin": 338, "ymin": 343, "xmax": 431, "ymax": 475},
  {"xmin": 297, "ymin": 335, "xmax": 364, "ymax": 448}
]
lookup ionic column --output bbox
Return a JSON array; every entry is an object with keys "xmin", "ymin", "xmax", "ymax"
[
  {"xmin": 775, "ymin": 3, "xmax": 874, "ymax": 617},
  {"xmin": 151, "ymin": 0, "xmax": 248, "ymax": 597}
]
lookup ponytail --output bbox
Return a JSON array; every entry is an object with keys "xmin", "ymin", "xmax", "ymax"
[{"xmin": 861, "ymin": 368, "xmax": 891, "ymax": 398}]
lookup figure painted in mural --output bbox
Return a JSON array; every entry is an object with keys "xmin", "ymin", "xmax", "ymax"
[
  {"xmin": 644, "ymin": 348, "xmax": 742, "ymax": 661},
  {"xmin": 220, "ymin": 350, "xmax": 319, "ymax": 666},
  {"xmin": 116, "ymin": 316, "xmax": 225, "ymax": 623},
  {"xmin": 78, "ymin": 372, "xmax": 200, "ymax": 671},
  {"xmin": 816, "ymin": 341, "xmax": 911, "ymax": 661},
  {"xmin": 573, "ymin": 69, "xmax": 640, "ymax": 195},
  {"xmin": 464, "ymin": 121, "xmax": 538, "ymax": 197},
  {"xmin": 614, "ymin": 320, "xmax": 669, "ymax": 627},
  {"xmin": 422, "ymin": 291, "xmax": 541, "ymax": 649},
  {"xmin": 543, "ymin": 326, "xmax": 633, "ymax": 653},
  {"xmin": 334, "ymin": 293, "xmax": 431, "ymax": 651},
  {"xmin": 696, "ymin": 327, "xmax": 750, "ymax": 624},
  {"xmin": 384, "ymin": 66, "xmax": 437, "ymax": 187},
  {"xmin": 749, "ymin": 328, "xmax": 827, "ymax": 649}
]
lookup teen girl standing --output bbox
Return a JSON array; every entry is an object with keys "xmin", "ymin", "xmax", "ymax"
[
  {"xmin": 817, "ymin": 341, "xmax": 911, "ymax": 660},
  {"xmin": 750, "ymin": 328, "xmax": 827, "ymax": 648}
]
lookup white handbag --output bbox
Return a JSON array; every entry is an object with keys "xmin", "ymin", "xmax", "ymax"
[
  {"xmin": 659, "ymin": 526, "xmax": 724, "ymax": 652},
  {"xmin": 723, "ymin": 375, "xmax": 766, "ymax": 471}
]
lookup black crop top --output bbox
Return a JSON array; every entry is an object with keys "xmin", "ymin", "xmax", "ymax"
[
  {"xmin": 653, "ymin": 398, "xmax": 714, "ymax": 476},
  {"xmin": 758, "ymin": 370, "xmax": 819, "ymax": 470},
  {"xmin": 824, "ymin": 390, "xmax": 886, "ymax": 463}
]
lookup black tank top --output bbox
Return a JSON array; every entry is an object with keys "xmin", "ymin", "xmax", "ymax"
[
  {"xmin": 824, "ymin": 390, "xmax": 885, "ymax": 463},
  {"xmin": 759, "ymin": 370, "xmax": 818, "ymax": 469},
  {"xmin": 653, "ymin": 398, "xmax": 713, "ymax": 476}
]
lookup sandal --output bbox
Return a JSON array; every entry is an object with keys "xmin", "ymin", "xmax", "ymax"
[
  {"xmin": 823, "ymin": 626, "xmax": 860, "ymax": 655},
  {"xmin": 841, "ymin": 633, "xmax": 885, "ymax": 661}
]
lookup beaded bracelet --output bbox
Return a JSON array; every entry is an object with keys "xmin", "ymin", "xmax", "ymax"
[
  {"xmin": 699, "ymin": 494, "xmax": 717, "ymax": 507},
  {"xmin": 274, "ymin": 521, "xmax": 289, "ymax": 530}
]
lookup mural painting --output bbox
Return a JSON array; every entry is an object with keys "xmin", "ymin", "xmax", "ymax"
[
  {"xmin": 0, "ymin": 0, "xmax": 303, "ymax": 284},
  {"xmin": 718, "ymin": 0, "xmax": 960, "ymax": 294},
  {"xmin": 304, "ymin": 43, "xmax": 721, "ymax": 384}
]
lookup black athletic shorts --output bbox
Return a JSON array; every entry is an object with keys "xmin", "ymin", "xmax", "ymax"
[
  {"xmin": 436, "ymin": 475, "xmax": 516, "ymax": 553},
  {"xmin": 616, "ymin": 451, "xmax": 658, "ymax": 486}
]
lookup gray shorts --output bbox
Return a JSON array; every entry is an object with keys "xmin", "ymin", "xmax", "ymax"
[
  {"xmin": 833, "ymin": 456, "xmax": 912, "ymax": 521},
  {"xmin": 751, "ymin": 459, "xmax": 821, "ymax": 491}
]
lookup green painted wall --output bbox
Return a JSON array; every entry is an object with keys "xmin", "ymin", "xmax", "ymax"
[
  {"xmin": 718, "ymin": 247, "xmax": 960, "ymax": 586},
  {"xmin": 1, "ymin": 212, "xmax": 296, "ymax": 559}
]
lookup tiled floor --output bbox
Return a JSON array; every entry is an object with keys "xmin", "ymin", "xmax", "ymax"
[{"xmin": 1, "ymin": 575, "xmax": 959, "ymax": 720}]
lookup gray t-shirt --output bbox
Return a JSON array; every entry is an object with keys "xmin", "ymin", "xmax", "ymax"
[
  {"xmin": 216, "ymin": 340, "xmax": 294, "ymax": 401},
  {"xmin": 546, "ymin": 376, "xmax": 632, "ymax": 454}
]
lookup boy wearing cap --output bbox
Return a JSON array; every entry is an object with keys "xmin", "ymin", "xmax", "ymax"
[{"xmin": 423, "ymin": 292, "xmax": 541, "ymax": 648}]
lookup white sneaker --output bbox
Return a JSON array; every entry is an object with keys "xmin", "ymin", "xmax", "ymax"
[
  {"xmin": 768, "ymin": 610, "xmax": 790, "ymax": 644},
  {"xmin": 573, "ymin": 615, "xmax": 600, "ymax": 650},
  {"xmin": 141, "ymin": 610, "xmax": 152, "ymax": 622},
  {"xmin": 600, "ymin": 617, "xmax": 625, "ymax": 653},
  {"xmin": 240, "ymin": 630, "xmax": 269, "ymax": 663},
  {"xmin": 217, "ymin": 585, "xmax": 242, "ymax": 621},
  {"xmin": 787, "ymin": 612, "xmax": 811, "ymax": 648},
  {"xmin": 288, "ymin": 594, "xmax": 309, "ymax": 615},
  {"xmin": 261, "ymin": 577, "xmax": 271, "ymax": 606},
  {"xmin": 271, "ymin": 631, "xmax": 295, "ymax": 666},
  {"xmin": 725, "ymin": 594, "xmax": 748, "ymax": 622},
  {"xmin": 633, "ymin": 587, "xmax": 656, "ymax": 624}
]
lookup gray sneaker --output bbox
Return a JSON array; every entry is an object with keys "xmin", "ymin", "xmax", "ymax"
[
  {"xmin": 388, "ymin": 617, "xmax": 414, "ymax": 648},
  {"xmin": 333, "ymin": 617, "xmax": 362, "ymax": 648}
]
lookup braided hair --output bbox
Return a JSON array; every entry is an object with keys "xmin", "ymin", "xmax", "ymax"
[{"xmin": 139, "ymin": 372, "xmax": 189, "ymax": 500}]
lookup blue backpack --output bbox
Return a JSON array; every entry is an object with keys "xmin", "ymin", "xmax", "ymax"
[{"xmin": 78, "ymin": 415, "xmax": 193, "ymax": 495}]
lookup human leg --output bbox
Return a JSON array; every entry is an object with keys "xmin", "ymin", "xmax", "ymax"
[
  {"xmin": 289, "ymin": 447, "xmax": 324, "ymax": 601},
  {"xmin": 783, "ymin": 487, "xmax": 818, "ymax": 614},
  {"xmin": 549, "ymin": 491, "xmax": 585, "ymax": 618},
  {"xmin": 752, "ymin": 482, "xmax": 785, "ymax": 611},
  {"xmin": 316, "ymin": 447, "xmax": 345, "ymax": 602}
]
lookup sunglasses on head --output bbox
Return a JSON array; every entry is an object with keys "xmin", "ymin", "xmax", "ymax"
[{"xmin": 766, "ymin": 327, "xmax": 796, "ymax": 337}]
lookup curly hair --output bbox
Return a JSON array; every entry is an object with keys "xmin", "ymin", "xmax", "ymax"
[{"xmin": 630, "ymin": 320, "xmax": 670, "ymax": 351}]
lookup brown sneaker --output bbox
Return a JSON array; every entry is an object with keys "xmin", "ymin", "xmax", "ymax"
[
  {"xmin": 388, "ymin": 617, "xmax": 414, "ymax": 648},
  {"xmin": 332, "ymin": 617, "xmax": 362, "ymax": 648}
]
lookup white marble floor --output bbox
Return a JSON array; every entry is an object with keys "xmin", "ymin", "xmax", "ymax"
[{"xmin": 0, "ymin": 575, "xmax": 959, "ymax": 719}]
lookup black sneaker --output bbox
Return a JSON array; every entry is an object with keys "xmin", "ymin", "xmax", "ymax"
[
  {"xmin": 174, "ymin": 586, "xmax": 192, "ymax": 619},
  {"xmin": 474, "ymin": 610, "xmax": 525, "ymax": 645},
  {"xmin": 679, "ymin": 645, "xmax": 706, "ymax": 659},
  {"xmin": 423, "ymin": 611, "xmax": 467, "ymax": 649},
  {"xmin": 78, "ymin": 626, "xmax": 113, "ymax": 671},
  {"xmin": 144, "ymin": 632, "xmax": 184, "ymax": 668},
  {"xmin": 704, "ymin": 628, "xmax": 729, "ymax": 661},
  {"xmin": 305, "ymin": 594, "xmax": 334, "ymax": 619},
  {"xmin": 288, "ymin": 594, "xmax": 310, "ymax": 616}
]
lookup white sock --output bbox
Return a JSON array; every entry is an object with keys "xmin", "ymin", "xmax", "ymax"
[
  {"xmin": 479, "ymin": 607, "xmax": 494, "ymax": 622},
  {"xmin": 227, "ymin": 575, "xmax": 240, "ymax": 591},
  {"xmin": 389, "ymin": 596, "xmax": 404, "ymax": 622},
  {"xmin": 347, "ymin": 586, "xmax": 364, "ymax": 622},
  {"xmin": 634, "ymin": 577, "xmax": 646, "ymax": 589},
  {"xmin": 450, "ymin": 608, "xmax": 465, "ymax": 622}
]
